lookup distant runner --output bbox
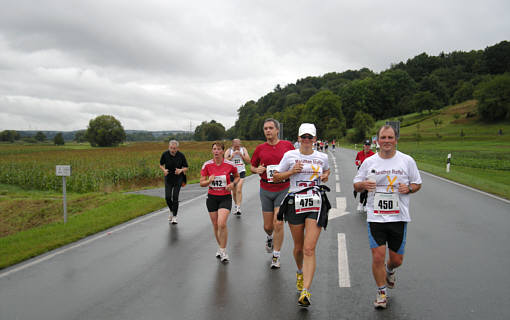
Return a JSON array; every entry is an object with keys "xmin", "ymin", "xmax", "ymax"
[
  {"xmin": 275, "ymin": 123, "xmax": 331, "ymax": 307},
  {"xmin": 251, "ymin": 118, "xmax": 294, "ymax": 269},
  {"xmin": 200, "ymin": 141, "xmax": 240, "ymax": 263},
  {"xmin": 225, "ymin": 139, "xmax": 251, "ymax": 216},
  {"xmin": 354, "ymin": 140, "xmax": 375, "ymax": 213},
  {"xmin": 159, "ymin": 140, "xmax": 188, "ymax": 224},
  {"xmin": 353, "ymin": 125, "xmax": 422, "ymax": 309}
]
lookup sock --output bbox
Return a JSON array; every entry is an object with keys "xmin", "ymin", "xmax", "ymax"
[
  {"xmin": 219, "ymin": 247, "xmax": 226, "ymax": 254},
  {"xmin": 378, "ymin": 285, "xmax": 387, "ymax": 295},
  {"xmin": 273, "ymin": 250, "xmax": 280, "ymax": 257},
  {"xmin": 267, "ymin": 234, "xmax": 273, "ymax": 240},
  {"xmin": 297, "ymin": 269, "xmax": 303, "ymax": 274},
  {"xmin": 386, "ymin": 264, "xmax": 394, "ymax": 274}
]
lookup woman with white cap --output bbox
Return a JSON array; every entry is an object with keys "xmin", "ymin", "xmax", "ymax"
[{"xmin": 273, "ymin": 123, "xmax": 330, "ymax": 307}]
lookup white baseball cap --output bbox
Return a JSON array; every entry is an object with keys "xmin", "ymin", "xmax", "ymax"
[{"xmin": 298, "ymin": 123, "xmax": 316, "ymax": 137}]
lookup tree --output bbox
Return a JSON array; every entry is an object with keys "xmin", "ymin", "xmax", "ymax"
[
  {"xmin": 352, "ymin": 111, "xmax": 375, "ymax": 142},
  {"xmin": 86, "ymin": 115, "xmax": 126, "ymax": 147},
  {"xmin": 74, "ymin": 130, "xmax": 87, "ymax": 143},
  {"xmin": 54, "ymin": 132, "xmax": 65, "ymax": 145},
  {"xmin": 304, "ymin": 90, "xmax": 346, "ymax": 138},
  {"xmin": 483, "ymin": 41, "xmax": 510, "ymax": 74},
  {"xmin": 411, "ymin": 91, "xmax": 441, "ymax": 113},
  {"xmin": 474, "ymin": 73, "xmax": 510, "ymax": 121},
  {"xmin": 0, "ymin": 130, "xmax": 20, "ymax": 142},
  {"xmin": 34, "ymin": 131, "xmax": 46, "ymax": 142},
  {"xmin": 193, "ymin": 120, "xmax": 226, "ymax": 141}
]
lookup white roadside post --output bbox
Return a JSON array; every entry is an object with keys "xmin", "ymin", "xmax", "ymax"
[
  {"xmin": 56, "ymin": 165, "xmax": 71, "ymax": 223},
  {"xmin": 446, "ymin": 153, "xmax": 451, "ymax": 173}
]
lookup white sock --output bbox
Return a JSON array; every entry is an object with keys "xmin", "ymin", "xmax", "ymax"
[
  {"xmin": 219, "ymin": 247, "xmax": 226, "ymax": 254},
  {"xmin": 267, "ymin": 234, "xmax": 273, "ymax": 240},
  {"xmin": 273, "ymin": 250, "xmax": 280, "ymax": 257},
  {"xmin": 386, "ymin": 265, "xmax": 394, "ymax": 273}
]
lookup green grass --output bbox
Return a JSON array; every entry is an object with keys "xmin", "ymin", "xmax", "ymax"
[{"xmin": 0, "ymin": 190, "xmax": 165, "ymax": 269}]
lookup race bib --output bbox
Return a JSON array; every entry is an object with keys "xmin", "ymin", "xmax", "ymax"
[
  {"xmin": 266, "ymin": 165, "xmax": 278, "ymax": 183},
  {"xmin": 234, "ymin": 158, "xmax": 243, "ymax": 165},
  {"xmin": 373, "ymin": 192, "xmax": 400, "ymax": 215},
  {"xmin": 210, "ymin": 175, "xmax": 227, "ymax": 189},
  {"xmin": 294, "ymin": 192, "xmax": 321, "ymax": 214}
]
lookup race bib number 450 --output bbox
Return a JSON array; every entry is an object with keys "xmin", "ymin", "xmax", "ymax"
[
  {"xmin": 295, "ymin": 193, "xmax": 321, "ymax": 214},
  {"xmin": 373, "ymin": 192, "xmax": 400, "ymax": 215}
]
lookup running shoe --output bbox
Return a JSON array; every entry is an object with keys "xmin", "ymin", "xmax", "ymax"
[
  {"xmin": 363, "ymin": 205, "xmax": 367, "ymax": 213},
  {"xmin": 386, "ymin": 269, "xmax": 396, "ymax": 289},
  {"xmin": 235, "ymin": 210, "xmax": 242, "ymax": 216},
  {"xmin": 216, "ymin": 250, "xmax": 221, "ymax": 258},
  {"xmin": 171, "ymin": 216, "xmax": 178, "ymax": 224},
  {"xmin": 357, "ymin": 203, "xmax": 363, "ymax": 213},
  {"xmin": 265, "ymin": 237, "xmax": 273, "ymax": 253},
  {"xmin": 220, "ymin": 251, "xmax": 229, "ymax": 263},
  {"xmin": 168, "ymin": 213, "xmax": 172, "ymax": 221},
  {"xmin": 296, "ymin": 272, "xmax": 304, "ymax": 292},
  {"xmin": 270, "ymin": 255, "xmax": 281, "ymax": 269},
  {"xmin": 298, "ymin": 289, "xmax": 311, "ymax": 307},
  {"xmin": 374, "ymin": 290, "xmax": 387, "ymax": 309}
]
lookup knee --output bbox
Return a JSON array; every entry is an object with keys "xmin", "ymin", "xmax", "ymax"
[
  {"xmin": 218, "ymin": 221, "xmax": 227, "ymax": 230},
  {"xmin": 274, "ymin": 219, "xmax": 284, "ymax": 231},
  {"xmin": 390, "ymin": 255, "xmax": 404, "ymax": 268},
  {"xmin": 372, "ymin": 251, "xmax": 386, "ymax": 266},
  {"xmin": 303, "ymin": 245, "xmax": 316, "ymax": 257}
]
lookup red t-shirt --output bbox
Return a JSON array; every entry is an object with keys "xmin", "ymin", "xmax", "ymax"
[
  {"xmin": 355, "ymin": 150, "xmax": 375, "ymax": 167},
  {"xmin": 201, "ymin": 159, "xmax": 238, "ymax": 196},
  {"xmin": 251, "ymin": 140, "xmax": 294, "ymax": 192}
]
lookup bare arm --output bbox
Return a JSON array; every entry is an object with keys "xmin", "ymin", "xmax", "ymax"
[{"xmin": 200, "ymin": 175, "xmax": 215, "ymax": 187}]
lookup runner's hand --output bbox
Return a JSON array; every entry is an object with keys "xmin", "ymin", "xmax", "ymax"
[
  {"xmin": 365, "ymin": 180, "xmax": 376, "ymax": 192},
  {"xmin": 163, "ymin": 169, "xmax": 169, "ymax": 176},
  {"xmin": 256, "ymin": 165, "xmax": 266, "ymax": 174},
  {"xmin": 320, "ymin": 173, "xmax": 329, "ymax": 182},
  {"xmin": 291, "ymin": 161, "xmax": 303, "ymax": 174},
  {"xmin": 175, "ymin": 168, "xmax": 182, "ymax": 175},
  {"xmin": 208, "ymin": 175, "xmax": 215, "ymax": 184},
  {"xmin": 226, "ymin": 183, "xmax": 234, "ymax": 191},
  {"xmin": 397, "ymin": 183, "xmax": 409, "ymax": 194}
]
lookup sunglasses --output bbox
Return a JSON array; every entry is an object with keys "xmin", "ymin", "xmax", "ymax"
[{"xmin": 300, "ymin": 134, "xmax": 314, "ymax": 139}]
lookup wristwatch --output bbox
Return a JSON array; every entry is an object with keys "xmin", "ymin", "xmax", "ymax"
[{"xmin": 408, "ymin": 185, "xmax": 413, "ymax": 194}]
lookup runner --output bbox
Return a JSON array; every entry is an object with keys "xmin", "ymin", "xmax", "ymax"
[
  {"xmin": 324, "ymin": 140, "xmax": 329, "ymax": 152},
  {"xmin": 274, "ymin": 123, "xmax": 330, "ymax": 307},
  {"xmin": 159, "ymin": 140, "xmax": 188, "ymax": 224},
  {"xmin": 353, "ymin": 125, "xmax": 422, "ymax": 309},
  {"xmin": 354, "ymin": 140, "xmax": 375, "ymax": 213},
  {"xmin": 250, "ymin": 118, "xmax": 294, "ymax": 269},
  {"xmin": 332, "ymin": 139, "xmax": 336, "ymax": 151},
  {"xmin": 200, "ymin": 141, "xmax": 240, "ymax": 263},
  {"xmin": 225, "ymin": 139, "xmax": 251, "ymax": 216}
]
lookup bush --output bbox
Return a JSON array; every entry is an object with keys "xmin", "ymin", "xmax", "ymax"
[{"xmin": 86, "ymin": 115, "xmax": 126, "ymax": 147}]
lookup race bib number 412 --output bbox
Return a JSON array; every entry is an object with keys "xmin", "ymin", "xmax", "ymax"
[
  {"xmin": 211, "ymin": 175, "xmax": 227, "ymax": 189},
  {"xmin": 373, "ymin": 192, "xmax": 400, "ymax": 215}
]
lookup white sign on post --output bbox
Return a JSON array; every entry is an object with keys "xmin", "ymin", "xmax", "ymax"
[
  {"xmin": 56, "ymin": 165, "xmax": 71, "ymax": 223},
  {"xmin": 56, "ymin": 165, "xmax": 71, "ymax": 176}
]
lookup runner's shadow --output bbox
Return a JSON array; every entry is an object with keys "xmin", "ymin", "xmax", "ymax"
[{"xmin": 168, "ymin": 224, "xmax": 179, "ymax": 245}]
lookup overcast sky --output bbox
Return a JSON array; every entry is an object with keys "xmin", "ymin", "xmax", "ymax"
[{"xmin": 0, "ymin": 0, "xmax": 509, "ymax": 132}]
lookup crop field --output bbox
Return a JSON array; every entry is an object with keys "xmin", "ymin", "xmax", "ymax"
[{"xmin": 0, "ymin": 141, "xmax": 261, "ymax": 193}]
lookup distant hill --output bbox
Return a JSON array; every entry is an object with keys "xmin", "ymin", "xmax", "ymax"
[{"xmin": 17, "ymin": 130, "xmax": 192, "ymax": 141}]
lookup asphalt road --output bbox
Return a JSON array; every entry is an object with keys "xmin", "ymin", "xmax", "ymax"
[{"xmin": 1, "ymin": 148, "xmax": 509, "ymax": 320}]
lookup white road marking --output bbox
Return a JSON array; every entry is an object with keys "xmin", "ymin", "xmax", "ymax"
[
  {"xmin": 337, "ymin": 233, "xmax": 351, "ymax": 287},
  {"xmin": 336, "ymin": 183, "xmax": 341, "ymax": 193},
  {"xmin": 0, "ymin": 193, "xmax": 207, "ymax": 279},
  {"xmin": 335, "ymin": 174, "xmax": 340, "ymax": 180},
  {"xmin": 328, "ymin": 197, "xmax": 350, "ymax": 220}
]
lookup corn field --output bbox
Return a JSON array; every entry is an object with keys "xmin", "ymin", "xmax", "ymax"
[{"xmin": 0, "ymin": 141, "xmax": 260, "ymax": 193}]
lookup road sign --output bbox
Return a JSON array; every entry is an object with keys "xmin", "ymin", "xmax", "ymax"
[
  {"xmin": 56, "ymin": 165, "xmax": 71, "ymax": 223},
  {"xmin": 56, "ymin": 165, "xmax": 71, "ymax": 176}
]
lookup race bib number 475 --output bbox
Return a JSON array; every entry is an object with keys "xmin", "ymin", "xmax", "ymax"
[
  {"xmin": 373, "ymin": 192, "xmax": 400, "ymax": 215},
  {"xmin": 295, "ymin": 193, "xmax": 321, "ymax": 214}
]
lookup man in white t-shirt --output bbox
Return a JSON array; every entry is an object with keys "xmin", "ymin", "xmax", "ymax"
[{"xmin": 353, "ymin": 125, "xmax": 422, "ymax": 309}]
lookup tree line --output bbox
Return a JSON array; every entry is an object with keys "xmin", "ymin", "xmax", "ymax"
[{"xmin": 222, "ymin": 40, "xmax": 510, "ymax": 142}]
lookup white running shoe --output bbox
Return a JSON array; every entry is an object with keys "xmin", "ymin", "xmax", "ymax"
[
  {"xmin": 357, "ymin": 203, "xmax": 363, "ymax": 213},
  {"xmin": 171, "ymin": 216, "xmax": 178, "ymax": 224},
  {"xmin": 220, "ymin": 251, "xmax": 229, "ymax": 263},
  {"xmin": 386, "ymin": 269, "xmax": 396, "ymax": 289},
  {"xmin": 374, "ymin": 290, "xmax": 387, "ymax": 309},
  {"xmin": 216, "ymin": 250, "xmax": 221, "ymax": 258},
  {"xmin": 363, "ymin": 205, "xmax": 367, "ymax": 213},
  {"xmin": 265, "ymin": 237, "xmax": 273, "ymax": 253},
  {"xmin": 168, "ymin": 213, "xmax": 172, "ymax": 221},
  {"xmin": 270, "ymin": 255, "xmax": 281, "ymax": 269}
]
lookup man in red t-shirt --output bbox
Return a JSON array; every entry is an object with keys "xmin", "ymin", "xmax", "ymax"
[
  {"xmin": 354, "ymin": 140, "xmax": 375, "ymax": 212},
  {"xmin": 251, "ymin": 118, "xmax": 294, "ymax": 269}
]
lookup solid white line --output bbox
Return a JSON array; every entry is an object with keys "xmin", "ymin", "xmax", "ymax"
[
  {"xmin": 420, "ymin": 170, "xmax": 510, "ymax": 204},
  {"xmin": 337, "ymin": 233, "xmax": 351, "ymax": 288},
  {"xmin": 335, "ymin": 174, "xmax": 340, "ymax": 181},
  {"xmin": 336, "ymin": 183, "xmax": 341, "ymax": 193},
  {"xmin": 0, "ymin": 193, "xmax": 207, "ymax": 279}
]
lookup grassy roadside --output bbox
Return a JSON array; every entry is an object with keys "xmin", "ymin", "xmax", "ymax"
[{"xmin": 0, "ymin": 186, "xmax": 165, "ymax": 269}]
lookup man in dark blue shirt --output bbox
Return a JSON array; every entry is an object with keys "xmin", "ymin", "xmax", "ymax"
[{"xmin": 159, "ymin": 140, "xmax": 188, "ymax": 224}]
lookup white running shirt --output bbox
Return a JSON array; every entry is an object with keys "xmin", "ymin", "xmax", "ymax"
[
  {"xmin": 277, "ymin": 150, "xmax": 329, "ymax": 193},
  {"xmin": 353, "ymin": 151, "xmax": 422, "ymax": 223},
  {"xmin": 227, "ymin": 148, "xmax": 246, "ymax": 173}
]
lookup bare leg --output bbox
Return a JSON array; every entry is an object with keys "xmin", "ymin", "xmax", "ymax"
[{"xmin": 302, "ymin": 218, "xmax": 321, "ymax": 289}]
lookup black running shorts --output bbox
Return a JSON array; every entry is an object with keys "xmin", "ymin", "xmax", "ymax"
[
  {"xmin": 367, "ymin": 222, "xmax": 407, "ymax": 254},
  {"xmin": 206, "ymin": 194, "xmax": 232, "ymax": 212}
]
